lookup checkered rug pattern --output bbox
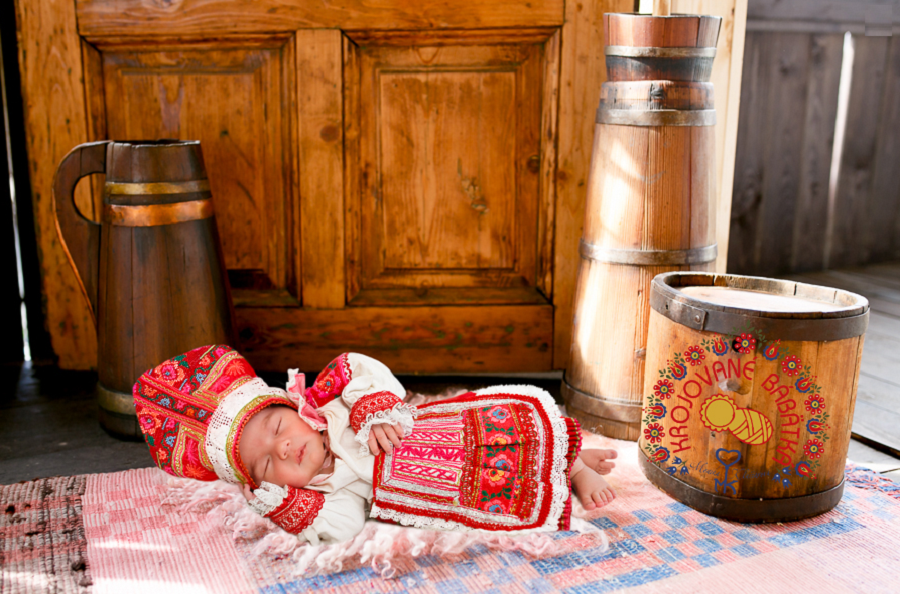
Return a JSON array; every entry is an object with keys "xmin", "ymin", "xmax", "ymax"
[{"xmin": 3, "ymin": 437, "xmax": 900, "ymax": 594}]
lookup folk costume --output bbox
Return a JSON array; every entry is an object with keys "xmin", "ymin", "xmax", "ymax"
[{"xmin": 133, "ymin": 345, "xmax": 582, "ymax": 546}]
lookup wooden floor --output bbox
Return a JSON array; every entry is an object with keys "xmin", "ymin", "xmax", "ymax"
[{"xmin": 786, "ymin": 260, "xmax": 900, "ymax": 480}]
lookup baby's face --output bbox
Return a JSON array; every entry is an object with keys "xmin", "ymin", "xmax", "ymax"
[{"xmin": 239, "ymin": 405, "xmax": 326, "ymax": 489}]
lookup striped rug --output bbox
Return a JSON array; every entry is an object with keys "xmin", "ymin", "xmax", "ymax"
[{"xmin": 3, "ymin": 435, "xmax": 900, "ymax": 594}]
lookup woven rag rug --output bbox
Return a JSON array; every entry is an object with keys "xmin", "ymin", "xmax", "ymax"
[{"xmin": 3, "ymin": 433, "xmax": 900, "ymax": 594}]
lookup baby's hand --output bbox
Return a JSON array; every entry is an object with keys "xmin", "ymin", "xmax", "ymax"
[
  {"xmin": 368, "ymin": 423, "xmax": 403, "ymax": 455},
  {"xmin": 241, "ymin": 483, "xmax": 256, "ymax": 502}
]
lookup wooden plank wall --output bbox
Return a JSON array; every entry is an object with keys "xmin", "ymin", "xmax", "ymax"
[{"xmin": 728, "ymin": 0, "xmax": 900, "ymax": 276}]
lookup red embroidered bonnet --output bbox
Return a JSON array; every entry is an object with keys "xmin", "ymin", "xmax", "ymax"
[{"xmin": 132, "ymin": 345, "xmax": 297, "ymax": 487}]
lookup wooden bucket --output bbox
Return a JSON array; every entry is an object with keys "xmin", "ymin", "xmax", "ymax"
[
  {"xmin": 53, "ymin": 140, "xmax": 236, "ymax": 439},
  {"xmin": 639, "ymin": 272, "xmax": 869, "ymax": 522},
  {"xmin": 563, "ymin": 13, "xmax": 722, "ymax": 440}
]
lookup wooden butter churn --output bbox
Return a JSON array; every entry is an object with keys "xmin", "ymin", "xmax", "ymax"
[
  {"xmin": 564, "ymin": 13, "xmax": 722, "ymax": 440},
  {"xmin": 52, "ymin": 140, "xmax": 235, "ymax": 438}
]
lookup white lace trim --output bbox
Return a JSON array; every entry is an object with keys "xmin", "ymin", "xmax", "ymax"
[
  {"xmin": 371, "ymin": 384, "xmax": 573, "ymax": 532},
  {"xmin": 247, "ymin": 481, "xmax": 288, "ymax": 516},
  {"xmin": 354, "ymin": 402, "xmax": 418, "ymax": 456},
  {"xmin": 205, "ymin": 377, "xmax": 293, "ymax": 484}
]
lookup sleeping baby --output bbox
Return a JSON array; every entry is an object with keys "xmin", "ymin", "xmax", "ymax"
[{"xmin": 133, "ymin": 345, "xmax": 617, "ymax": 544}]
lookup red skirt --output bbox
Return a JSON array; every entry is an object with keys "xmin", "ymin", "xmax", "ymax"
[{"xmin": 370, "ymin": 385, "xmax": 582, "ymax": 533}]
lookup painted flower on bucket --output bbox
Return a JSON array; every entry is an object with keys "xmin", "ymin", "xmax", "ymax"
[
  {"xmin": 732, "ymin": 333, "xmax": 756, "ymax": 354},
  {"xmin": 646, "ymin": 403, "xmax": 667, "ymax": 419},
  {"xmin": 804, "ymin": 393, "xmax": 825, "ymax": 414},
  {"xmin": 654, "ymin": 379, "xmax": 675, "ymax": 399},
  {"xmin": 685, "ymin": 345, "xmax": 706, "ymax": 366},
  {"xmin": 804, "ymin": 438, "xmax": 825, "ymax": 460},
  {"xmin": 650, "ymin": 446, "xmax": 670, "ymax": 464},
  {"xmin": 644, "ymin": 422, "xmax": 665, "ymax": 444},
  {"xmin": 712, "ymin": 337, "xmax": 729, "ymax": 356},
  {"xmin": 782, "ymin": 355, "xmax": 802, "ymax": 377},
  {"xmin": 669, "ymin": 362, "xmax": 687, "ymax": 380},
  {"xmin": 795, "ymin": 376, "xmax": 814, "ymax": 393},
  {"xmin": 763, "ymin": 341, "xmax": 781, "ymax": 360},
  {"xmin": 807, "ymin": 418, "xmax": 826, "ymax": 433}
]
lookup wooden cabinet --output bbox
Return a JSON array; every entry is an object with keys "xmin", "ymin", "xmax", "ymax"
[{"xmin": 15, "ymin": 0, "xmax": 746, "ymax": 373}]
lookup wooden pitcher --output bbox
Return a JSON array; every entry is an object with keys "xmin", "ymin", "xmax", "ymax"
[
  {"xmin": 563, "ymin": 13, "xmax": 722, "ymax": 440},
  {"xmin": 52, "ymin": 140, "xmax": 235, "ymax": 438}
]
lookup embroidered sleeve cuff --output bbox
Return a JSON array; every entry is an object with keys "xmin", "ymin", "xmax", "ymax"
[
  {"xmin": 350, "ymin": 391, "xmax": 417, "ymax": 455},
  {"xmin": 265, "ymin": 486, "xmax": 326, "ymax": 535}
]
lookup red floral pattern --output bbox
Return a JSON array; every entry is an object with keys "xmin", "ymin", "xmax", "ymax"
[
  {"xmin": 804, "ymin": 438, "xmax": 825, "ymax": 460},
  {"xmin": 653, "ymin": 379, "xmax": 675, "ymax": 399},
  {"xmin": 782, "ymin": 355, "xmax": 802, "ymax": 377},
  {"xmin": 804, "ymin": 393, "xmax": 825, "ymax": 414},
  {"xmin": 133, "ymin": 345, "xmax": 255, "ymax": 482},
  {"xmin": 644, "ymin": 422, "xmax": 665, "ymax": 444},
  {"xmin": 266, "ymin": 486, "xmax": 325, "ymax": 534},
  {"xmin": 305, "ymin": 353, "xmax": 352, "ymax": 408},
  {"xmin": 349, "ymin": 391, "xmax": 403, "ymax": 434},
  {"xmin": 684, "ymin": 345, "xmax": 706, "ymax": 366},
  {"xmin": 373, "ymin": 391, "xmax": 580, "ymax": 532},
  {"xmin": 732, "ymin": 333, "xmax": 757, "ymax": 354}
]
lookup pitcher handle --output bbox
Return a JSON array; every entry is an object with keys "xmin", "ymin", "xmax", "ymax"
[{"xmin": 51, "ymin": 141, "xmax": 110, "ymax": 330}]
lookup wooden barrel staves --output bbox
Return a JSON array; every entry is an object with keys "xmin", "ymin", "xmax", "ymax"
[
  {"xmin": 639, "ymin": 272, "xmax": 869, "ymax": 522},
  {"xmin": 563, "ymin": 13, "xmax": 722, "ymax": 440}
]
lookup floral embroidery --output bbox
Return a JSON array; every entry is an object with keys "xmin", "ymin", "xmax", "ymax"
[
  {"xmin": 486, "ymin": 499, "xmax": 508, "ymax": 514},
  {"xmin": 371, "ymin": 390, "xmax": 580, "ymax": 533},
  {"xmin": 266, "ymin": 487, "xmax": 325, "ymax": 534},
  {"xmin": 133, "ymin": 345, "xmax": 259, "ymax": 484},
  {"xmin": 305, "ymin": 353, "xmax": 352, "ymax": 408},
  {"xmin": 804, "ymin": 393, "xmax": 825, "ymax": 414},
  {"xmin": 488, "ymin": 406, "xmax": 510, "ymax": 423},
  {"xmin": 157, "ymin": 361, "xmax": 187, "ymax": 386},
  {"xmin": 684, "ymin": 346, "xmax": 706, "ymax": 366},
  {"xmin": 732, "ymin": 333, "xmax": 756, "ymax": 354},
  {"xmin": 782, "ymin": 355, "xmax": 802, "ymax": 377},
  {"xmin": 804, "ymin": 438, "xmax": 825, "ymax": 460},
  {"xmin": 644, "ymin": 423, "xmax": 665, "ymax": 444},
  {"xmin": 653, "ymin": 379, "xmax": 675, "ymax": 399},
  {"xmin": 349, "ymin": 391, "xmax": 403, "ymax": 434}
]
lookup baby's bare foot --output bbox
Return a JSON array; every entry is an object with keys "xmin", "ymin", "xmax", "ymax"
[
  {"xmin": 580, "ymin": 448, "xmax": 618, "ymax": 475},
  {"xmin": 571, "ymin": 465, "xmax": 616, "ymax": 511}
]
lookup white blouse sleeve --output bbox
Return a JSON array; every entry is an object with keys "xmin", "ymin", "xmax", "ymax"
[{"xmin": 299, "ymin": 489, "xmax": 368, "ymax": 546}]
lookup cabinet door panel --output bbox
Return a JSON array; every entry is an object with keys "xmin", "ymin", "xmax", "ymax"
[
  {"xmin": 99, "ymin": 43, "xmax": 296, "ymax": 302},
  {"xmin": 346, "ymin": 32, "xmax": 555, "ymax": 306}
]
